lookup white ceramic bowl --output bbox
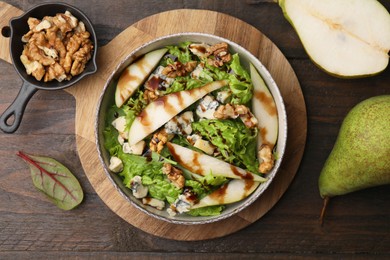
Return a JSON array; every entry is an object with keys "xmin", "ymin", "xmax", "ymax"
[{"xmin": 96, "ymin": 32, "xmax": 287, "ymax": 225}]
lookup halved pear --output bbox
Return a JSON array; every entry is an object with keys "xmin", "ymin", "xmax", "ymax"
[
  {"xmin": 166, "ymin": 142, "xmax": 267, "ymax": 182},
  {"xmin": 191, "ymin": 179, "xmax": 260, "ymax": 209},
  {"xmin": 128, "ymin": 80, "xmax": 228, "ymax": 145},
  {"xmin": 250, "ymin": 64, "xmax": 278, "ymax": 149},
  {"xmin": 279, "ymin": 0, "xmax": 390, "ymax": 77},
  {"xmin": 115, "ymin": 48, "xmax": 168, "ymax": 108}
]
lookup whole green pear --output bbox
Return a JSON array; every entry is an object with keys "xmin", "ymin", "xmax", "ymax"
[
  {"xmin": 318, "ymin": 95, "xmax": 390, "ymax": 223},
  {"xmin": 319, "ymin": 95, "xmax": 390, "ymax": 196}
]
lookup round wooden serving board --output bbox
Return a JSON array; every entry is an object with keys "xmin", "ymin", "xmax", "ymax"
[{"xmin": 0, "ymin": 3, "xmax": 307, "ymax": 241}]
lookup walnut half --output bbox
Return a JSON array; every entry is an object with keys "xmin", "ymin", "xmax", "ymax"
[
  {"xmin": 162, "ymin": 163, "xmax": 185, "ymax": 189},
  {"xmin": 149, "ymin": 130, "xmax": 169, "ymax": 154},
  {"xmin": 206, "ymin": 42, "xmax": 232, "ymax": 67},
  {"xmin": 161, "ymin": 61, "xmax": 197, "ymax": 78},
  {"xmin": 258, "ymin": 144, "xmax": 275, "ymax": 173},
  {"xmin": 214, "ymin": 104, "xmax": 258, "ymax": 128}
]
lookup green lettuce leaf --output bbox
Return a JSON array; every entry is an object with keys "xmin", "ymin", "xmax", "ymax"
[
  {"xmin": 166, "ymin": 41, "xmax": 193, "ymax": 63},
  {"xmin": 162, "ymin": 76, "xmax": 209, "ymax": 94},
  {"xmin": 103, "ymin": 125, "xmax": 181, "ymax": 204},
  {"xmin": 187, "ymin": 205, "xmax": 225, "ymax": 216},
  {"xmin": 203, "ymin": 62, "xmax": 230, "ymax": 81},
  {"xmin": 192, "ymin": 119, "xmax": 259, "ymax": 173},
  {"xmin": 228, "ymin": 53, "xmax": 253, "ymax": 104},
  {"xmin": 185, "ymin": 180, "xmax": 207, "ymax": 196},
  {"xmin": 103, "ymin": 125, "xmax": 122, "ymax": 156},
  {"xmin": 200, "ymin": 172, "xmax": 227, "ymax": 186},
  {"xmin": 146, "ymin": 178, "xmax": 181, "ymax": 204}
]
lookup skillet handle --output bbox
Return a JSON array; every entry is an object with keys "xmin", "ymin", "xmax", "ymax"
[{"xmin": 0, "ymin": 82, "xmax": 37, "ymax": 133}]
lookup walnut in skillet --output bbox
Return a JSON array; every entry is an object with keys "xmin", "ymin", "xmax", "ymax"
[{"xmin": 20, "ymin": 11, "xmax": 94, "ymax": 82}]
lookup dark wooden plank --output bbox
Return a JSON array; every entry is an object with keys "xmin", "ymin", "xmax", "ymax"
[
  {"xmin": 1, "ymin": 252, "xmax": 390, "ymax": 260},
  {"xmin": 0, "ymin": 0, "xmax": 389, "ymax": 257}
]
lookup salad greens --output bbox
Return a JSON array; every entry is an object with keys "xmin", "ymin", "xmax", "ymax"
[
  {"xmin": 104, "ymin": 40, "xmax": 276, "ymax": 218},
  {"xmin": 192, "ymin": 119, "xmax": 258, "ymax": 173}
]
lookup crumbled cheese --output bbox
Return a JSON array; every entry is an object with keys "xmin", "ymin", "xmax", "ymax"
[
  {"xmin": 164, "ymin": 120, "xmax": 179, "ymax": 135},
  {"xmin": 186, "ymin": 134, "xmax": 202, "ymax": 145},
  {"xmin": 194, "ymin": 139, "xmax": 215, "ymax": 155},
  {"xmin": 142, "ymin": 198, "xmax": 165, "ymax": 210},
  {"xmin": 196, "ymin": 95, "xmax": 220, "ymax": 119},
  {"xmin": 191, "ymin": 63, "xmax": 204, "ymax": 79},
  {"xmin": 122, "ymin": 142, "xmax": 131, "ymax": 154},
  {"xmin": 216, "ymin": 90, "xmax": 231, "ymax": 104},
  {"xmin": 108, "ymin": 156, "xmax": 123, "ymax": 173},
  {"xmin": 117, "ymin": 135, "xmax": 125, "ymax": 145},
  {"xmin": 149, "ymin": 65, "xmax": 174, "ymax": 89},
  {"xmin": 172, "ymin": 194, "xmax": 193, "ymax": 214},
  {"xmin": 122, "ymin": 141, "xmax": 145, "ymax": 155},
  {"xmin": 167, "ymin": 207, "xmax": 177, "ymax": 217},
  {"xmin": 165, "ymin": 111, "xmax": 194, "ymax": 135},
  {"xmin": 187, "ymin": 134, "xmax": 215, "ymax": 155},
  {"xmin": 130, "ymin": 176, "xmax": 148, "ymax": 199},
  {"xmin": 112, "ymin": 116, "xmax": 127, "ymax": 139}
]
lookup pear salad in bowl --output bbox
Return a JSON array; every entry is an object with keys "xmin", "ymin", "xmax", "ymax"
[{"xmin": 97, "ymin": 33, "xmax": 287, "ymax": 224}]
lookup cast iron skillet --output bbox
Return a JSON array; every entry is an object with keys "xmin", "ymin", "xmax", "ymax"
[{"xmin": 0, "ymin": 2, "xmax": 97, "ymax": 133}]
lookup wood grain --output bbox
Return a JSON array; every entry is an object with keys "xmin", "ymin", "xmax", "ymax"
[
  {"xmin": 0, "ymin": 2, "xmax": 22, "ymax": 63},
  {"xmin": 61, "ymin": 9, "xmax": 305, "ymax": 240},
  {"xmin": 0, "ymin": 0, "xmax": 389, "ymax": 257},
  {"xmin": 0, "ymin": 2, "xmax": 305, "ymax": 240}
]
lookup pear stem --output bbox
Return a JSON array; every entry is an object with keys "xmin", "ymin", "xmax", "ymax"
[{"xmin": 319, "ymin": 196, "xmax": 330, "ymax": 226}]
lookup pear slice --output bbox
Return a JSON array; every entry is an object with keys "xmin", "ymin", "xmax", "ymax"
[
  {"xmin": 128, "ymin": 80, "xmax": 228, "ymax": 145},
  {"xmin": 166, "ymin": 142, "xmax": 267, "ymax": 182},
  {"xmin": 191, "ymin": 179, "xmax": 260, "ymax": 209},
  {"xmin": 115, "ymin": 48, "xmax": 168, "ymax": 108},
  {"xmin": 250, "ymin": 64, "xmax": 278, "ymax": 150},
  {"xmin": 279, "ymin": 0, "xmax": 390, "ymax": 77}
]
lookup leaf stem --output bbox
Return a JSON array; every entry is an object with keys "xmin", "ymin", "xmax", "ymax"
[{"xmin": 319, "ymin": 196, "xmax": 330, "ymax": 226}]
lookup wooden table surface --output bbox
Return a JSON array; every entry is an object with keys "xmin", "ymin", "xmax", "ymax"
[{"xmin": 0, "ymin": 0, "xmax": 389, "ymax": 259}]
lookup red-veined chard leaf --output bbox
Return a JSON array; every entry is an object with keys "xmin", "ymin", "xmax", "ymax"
[{"xmin": 17, "ymin": 151, "xmax": 84, "ymax": 210}]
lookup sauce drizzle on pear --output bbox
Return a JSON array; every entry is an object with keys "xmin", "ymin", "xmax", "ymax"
[
  {"xmin": 253, "ymin": 91, "xmax": 277, "ymax": 117},
  {"xmin": 209, "ymin": 183, "xmax": 229, "ymax": 204}
]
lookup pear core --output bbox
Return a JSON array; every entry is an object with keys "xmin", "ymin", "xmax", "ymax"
[{"xmin": 280, "ymin": 0, "xmax": 390, "ymax": 77}]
